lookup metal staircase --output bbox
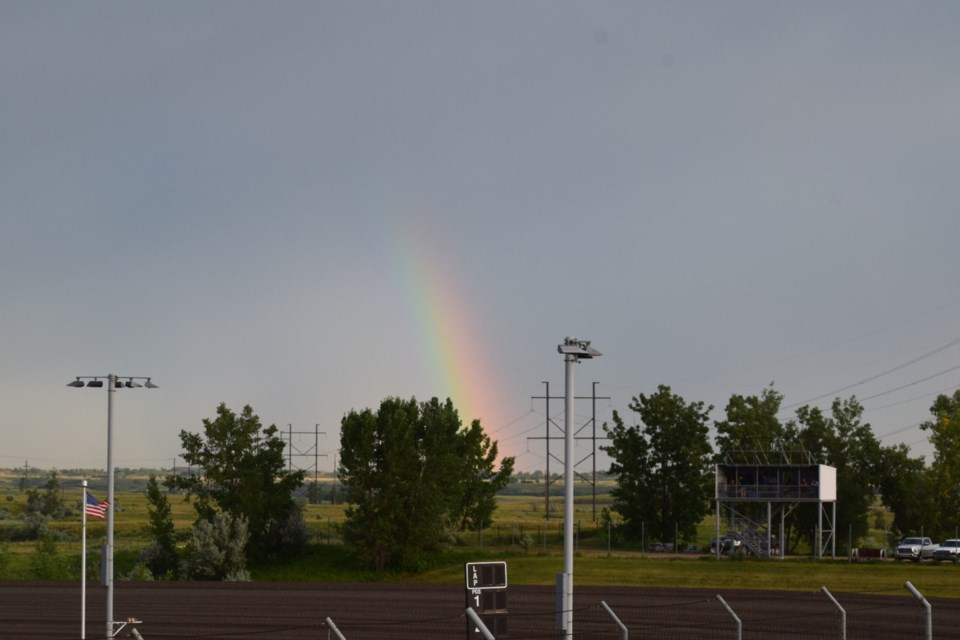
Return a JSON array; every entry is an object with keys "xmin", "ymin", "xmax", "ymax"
[
  {"xmin": 728, "ymin": 528, "xmax": 769, "ymax": 557},
  {"xmin": 726, "ymin": 512, "xmax": 773, "ymax": 558}
]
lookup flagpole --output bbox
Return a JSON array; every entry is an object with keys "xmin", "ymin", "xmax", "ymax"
[{"xmin": 81, "ymin": 480, "xmax": 87, "ymax": 640}]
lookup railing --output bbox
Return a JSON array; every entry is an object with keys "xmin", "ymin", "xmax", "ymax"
[{"xmin": 719, "ymin": 482, "xmax": 820, "ymax": 500}]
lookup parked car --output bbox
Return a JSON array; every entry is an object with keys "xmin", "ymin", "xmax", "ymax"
[
  {"xmin": 709, "ymin": 537, "xmax": 743, "ymax": 555},
  {"xmin": 933, "ymin": 539, "xmax": 960, "ymax": 564},
  {"xmin": 895, "ymin": 536, "xmax": 938, "ymax": 562}
]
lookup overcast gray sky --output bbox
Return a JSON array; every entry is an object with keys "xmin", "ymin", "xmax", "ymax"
[{"xmin": 3, "ymin": 1, "xmax": 959, "ymax": 474}]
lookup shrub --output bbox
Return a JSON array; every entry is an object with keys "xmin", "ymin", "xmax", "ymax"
[
  {"xmin": 13, "ymin": 512, "xmax": 49, "ymax": 541},
  {"xmin": 185, "ymin": 513, "xmax": 249, "ymax": 581},
  {"xmin": 138, "ymin": 541, "xmax": 178, "ymax": 580},
  {"xmin": 122, "ymin": 562, "xmax": 155, "ymax": 581},
  {"xmin": 518, "ymin": 535, "xmax": 535, "ymax": 554},
  {"xmin": 30, "ymin": 531, "xmax": 71, "ymax": 579},
  {"xmin": 269, "ymin": 501, "xmax": 309, "ymax": 558}
]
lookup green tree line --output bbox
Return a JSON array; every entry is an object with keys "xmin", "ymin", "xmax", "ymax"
[
  {"xmin": 159, "ymin": 398, "xmax": 514, "ymax": 576},
  {"xmin": 604, "ymin": 385, "xmax": 960, "ymax": 553},
  {"xmin": 6, "ymin": 387, "xmax": 959, "ymax": 579}
]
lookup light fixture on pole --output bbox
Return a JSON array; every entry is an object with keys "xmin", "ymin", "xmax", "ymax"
[
  {"xmin": 557, "ymin": 338, "xmax": 601, "ymax": 639},
  {"xmin": 68, "ymin": 374, "xmax": 157, "ymax": 640}
]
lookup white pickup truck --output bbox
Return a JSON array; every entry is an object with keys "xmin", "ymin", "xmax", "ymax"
[
  {"xmin": 895, "ymin": 536, "xmax": 938, "ymax": 562},
  {"xmin": 933, "ymin": 539, "xmax": 960, "ymax": 563}
]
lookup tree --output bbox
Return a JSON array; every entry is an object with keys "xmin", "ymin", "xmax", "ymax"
[
  {"xmin": 339, "ymin": 396, "xmax": 512, "ymax": 571},
  {"xmin": 269, "ymin": 499, "xmax": 309, "ymax": 556},
  {"xmin": 453, "ymin": 420, "xmax": 515, "ymax": 531},
  {"xmin": 920, "ymin": 390, "xmax": 960, "ymax": 538},
  {"xmin": 167, "ymin": 403, "xmax": 305, "ymax": 560},
  {"xmin": 26, "ymin": 471, "xmax": 65, "ymax": 519},
  {"xmin": 142, "ymin": 475, "xmax": 178, "ymax": 578},
  {"xmin": 786, "ymin": 397, "xmax": 881, "ymax": 553},
  {"xmin": 876, "ymin": 443, "xmax": 931, "ymax": 539},
  {"xmin": 602, "ymin": 385, "xmax": 714, "ymax": 543},
  {"xmin": 712, "ymin": 385, "xmax": 787, "ymax": 527},
  {"xmin": 825, "ymin": 397, "xmax": 882, "ymax": 548},
  {"xmin": 714, "ymin": 385, "xmax": 786, "ymax": 462}
]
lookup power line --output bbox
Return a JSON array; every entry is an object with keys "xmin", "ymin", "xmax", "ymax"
[
  {"xmin": 672, "ymin": 297, "xmax": 960, "ymax": 386},
  {"xmin": 487, "ymin": 409, "xmax": 536, "ymax": 437},
  {"xmin": 864, "ymin": 384, "xmax": 959, "ymax": 413},
  {"xmin": 858, "ymin": 366, "xmax": 960, "ymax": 403},
  {"xmin": 875, "ymin": 422, "xmax": 923, "ymax": 440},
  {"xmin": 782, "ymin": 335, "xmax": 960, "ymax": 411}
]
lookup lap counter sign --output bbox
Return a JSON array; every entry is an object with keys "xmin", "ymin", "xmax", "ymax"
[{"xmin": 464, "ymin": 561, "xmax": 508, "ymax": 639}]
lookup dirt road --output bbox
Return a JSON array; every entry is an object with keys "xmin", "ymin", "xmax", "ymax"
[{"xmin": 2, "ymin": 580, "xmax": 957, "ymax": 639}]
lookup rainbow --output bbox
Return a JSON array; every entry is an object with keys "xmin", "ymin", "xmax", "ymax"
[{"xmin": 395, "ymin": 218, "xmax": 503, "ymax": 431}]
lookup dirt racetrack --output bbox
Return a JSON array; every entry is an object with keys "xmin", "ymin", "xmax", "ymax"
[{"xmin": 2, "ymin": 580, "xmax": 959, "ymax": 640}]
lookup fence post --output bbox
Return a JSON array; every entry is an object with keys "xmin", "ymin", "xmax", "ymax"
[
  {"xmin": 325, "ymin": 617, "xmax": 347, "ymax": 640},
  {"xmin": 466, "ymin": 607, "xmax": 496, "ymax": 640},
  {"xmin": 600, "ymin": 600, "xmax": 628, "ymax": 640},
  {"xmin": 904, "ymin": 581, "xmax": 932, "ymax": 640},
  {"xmin": 716, "ymin": 595, "xmax": 741, "ymax": 640},
  {"xmin": 820, "ymin": 586, "xmax": 846, "ymax": 640}
]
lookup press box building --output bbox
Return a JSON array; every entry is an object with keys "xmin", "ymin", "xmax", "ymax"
[{"xmin": 714, "ymin": 463, "xmax": 837, "ymax": 559}]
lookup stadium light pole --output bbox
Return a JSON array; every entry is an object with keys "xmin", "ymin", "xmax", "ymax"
[
  {"xmin": 557, "ymin": 338, "xmax": 601, "ymax": 639},
  {"xmin": 68, "ymin": 374, "xmax": 157, "ymax": 639}
]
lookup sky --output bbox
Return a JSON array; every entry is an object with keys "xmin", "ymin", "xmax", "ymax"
[{"xmin": 2, "ymin": 2, "xmax": 959, "ymax": 476}]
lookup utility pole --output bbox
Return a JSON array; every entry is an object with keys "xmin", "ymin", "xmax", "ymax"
[
  {"xmin": 529, "ymin": 383, "xmax": 610, "ymax": 521},
  {"xmin": 331, "ymin": 452, "xmax": 338, "ymax": 505},
  {"xmin": 543, "ymin": 381, "xmax": 553, "ymax": 519},
  {"xmin": 283, "ymin": 424, "xmax": 327, "ymax": 502},
  {"xmin": 591, "ymin": 382, "xmax": 598, "ymax": 522}
]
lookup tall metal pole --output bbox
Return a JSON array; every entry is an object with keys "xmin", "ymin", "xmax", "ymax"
[
  {"xmin": 69, "ymin": 374, "xmax": 156, "ymax": 640},
  {"xmin": 817, "ymin": 501, "xmax": 823, "ymax": 559},
  {"xmin": 544, "ymin": 381, "xmax": 550, "ymax": 521},
  {"xmin": 556, "ymin": 338, "xmax": 600, "ymax": 639},
  {"xmin": 562, "ymin": 352, "xmax": 576, "ymax": 639},
  {"xmin": 105, "ymin": 374, "xmax": 116, "ymax": 640},
  {"xmin": 591, "ymin": 382, "xmax": 597, "ymax": 522},
  {"xmin": 81, "ymin": 479, "xmax": 87, "ymax": 640}
]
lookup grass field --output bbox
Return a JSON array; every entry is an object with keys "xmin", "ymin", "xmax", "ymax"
[
  {"xmin": 251, "ymin": 545, "xmax": 960, "ymax": 598},
  {"xmin": 2, "ymin": 472, "xmax": 953, "ymax": 599}
]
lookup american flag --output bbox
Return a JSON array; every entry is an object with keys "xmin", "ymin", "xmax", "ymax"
[{"xmin": 84, "ymin": 491, "xmax": 110, "ymax": 519}]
